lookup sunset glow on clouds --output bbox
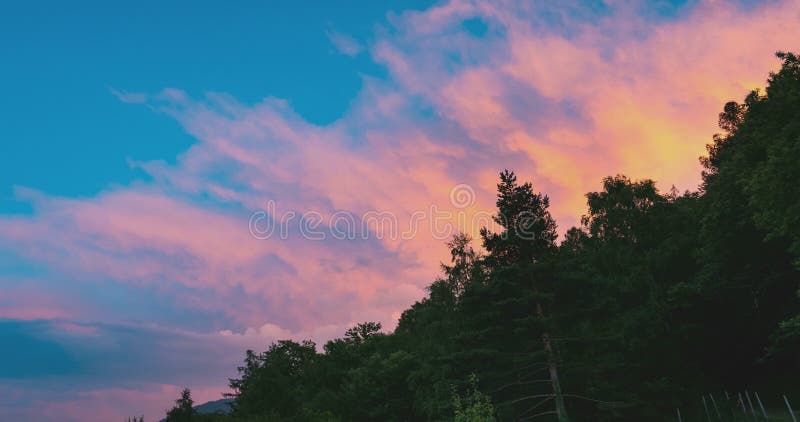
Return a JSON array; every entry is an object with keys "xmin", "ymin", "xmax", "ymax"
[{"xmin": 1, "ymin": 0, "xmax": 799, "ymax": 420}]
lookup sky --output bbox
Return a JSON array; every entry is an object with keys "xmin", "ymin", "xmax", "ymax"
[{"xmin": 1, "ymin": 0, "xmax": 799, "ymax": 420}]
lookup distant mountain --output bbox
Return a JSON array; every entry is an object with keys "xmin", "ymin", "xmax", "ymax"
[
  {"xmin": 158, "ymin": 398, "xmax": 233, "ymax": 421},
  {"xmin": 195, "ymin": 398, "xmax": 234, "ymax": 414}
]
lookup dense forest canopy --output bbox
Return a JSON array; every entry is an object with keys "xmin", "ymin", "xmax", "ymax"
[{"xmin": 161, "ymin": 52, "xmax": 800, "ymax": 421}]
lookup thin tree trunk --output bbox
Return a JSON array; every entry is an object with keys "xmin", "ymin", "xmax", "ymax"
[
  {"xmin": 537, "ymin": 302, "xmax": 569, "ymax": 422},
  {"xmin": 709, "ymin": 392, "xmax": 722, "ymax": 420},
  {"xmin": 784, "ymin": 395, "xmax": 797, "ymax": 422},
  {"xmin": 754, "ymin": 391, "xmax": 768, "ymax": 420}
]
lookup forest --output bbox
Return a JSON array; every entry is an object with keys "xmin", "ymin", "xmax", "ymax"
[{"xmin": 158, "ymin": 52, "xmax": 800, "ymax": 421}]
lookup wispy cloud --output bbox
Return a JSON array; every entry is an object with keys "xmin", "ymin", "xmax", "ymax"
[
  {"xmin": 326, "ymin": 28, "xmax": 364, "ymax": 56},
  {"xmin": 108, "ymin": 87, "xmax": 148, "ymax": 104}
]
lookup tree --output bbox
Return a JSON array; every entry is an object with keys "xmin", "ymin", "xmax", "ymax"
[
  {"xmin": 344, "ymin": 322, "xmax": 383, "ymax": 345},
  {"xmin": 453, "ymin": 375, "xmax": 496, "ymax": 422},
  {"xmin": 556, "ymin": 176, "xmax": 702, "ymax": 419},
  {"xmin": 481, "ymin": 170, "xmax": 557, "ymax": 268},
  {"xmin": 582, "ymin": 175, "xmax": 664, "ymax": 243},
  {"xmin": 228, "ymin": 340, "xmax": 317, "ymax": 418},
  {"xmin": 440, "ymin": 233, "xmax": 483, "ymax": 298},
  {"xmin": 165, "ymin": 388, "xmax": 195, "ymax": 422},
  {"xmin": 478, "ymin": 170, "xmax": 568, "ymax": 421}
]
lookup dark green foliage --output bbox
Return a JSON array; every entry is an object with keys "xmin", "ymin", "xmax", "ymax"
[
  {"xmin": 696, "ymin": 51, "xmax": 800, "ymax": 386},
  {"xmin": 166, "ymin": 389, "xmax": 196, "ymax": 422},
  {"xmin": 227, "ymin": 340, "xmax": 318, "ymax": 418},
  {"xmin": 481, "ymin": 169, "xmax": 558, "ymax": 267},
  {"xmin": 163, "ymin": 52, "xmax": 800, "ymax": 421}
]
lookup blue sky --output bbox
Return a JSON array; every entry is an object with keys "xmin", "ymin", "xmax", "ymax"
[
  {"xmin": 0, "ymin": 0, "xmax": 796, "ymax": 420},
  {"xmin": 0, "ymin": 0, "xmax": 433, "ymax": 211}
]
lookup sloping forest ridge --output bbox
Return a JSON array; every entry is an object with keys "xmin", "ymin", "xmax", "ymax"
[{"xmin": 156, "ymin": 52, "xmax": 800, "ymax": 421}]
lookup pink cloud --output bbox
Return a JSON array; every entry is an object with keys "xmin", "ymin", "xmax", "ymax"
[
  {"xmin": 1, "ymin": 188, "xmax": 425, "ymax": 332},
  {"xmin": 0, "ymin": 278, "xmax": 83, "ymax": 321},
  {"xmin": 9, "ymin": 383, "xmax": 226, "ymax": 422}
]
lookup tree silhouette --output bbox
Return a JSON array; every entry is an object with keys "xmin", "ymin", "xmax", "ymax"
[{"xmin": 165, "ymin": 388, "xmax": 195, "ymax": 422}]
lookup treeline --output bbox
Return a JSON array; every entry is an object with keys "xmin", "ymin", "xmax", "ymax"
[{"xmin": 162, "ymin": 52, "xmax": 800, "ymax": 421}]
